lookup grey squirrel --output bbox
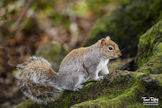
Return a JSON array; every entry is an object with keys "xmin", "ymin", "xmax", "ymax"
[{"xmin": 16, "ymin": 36, "xmax": 122, "ymax": 104}]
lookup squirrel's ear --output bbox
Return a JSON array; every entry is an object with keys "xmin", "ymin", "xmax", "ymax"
[
  {"xmin": 100, "ymin": 38, "xmax": 106, "ymax": 47},
  {"xmin": 105, "ymin": 36, "xmax": 111, "ymax": 40}
]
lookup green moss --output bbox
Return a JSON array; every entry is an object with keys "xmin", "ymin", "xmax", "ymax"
[
  {"xmin": 71, "ymin": 73, "xmax": 162, "ymax": 108},
  {"xmin": 36, "ymin": 41, "xmax": 66, "ymax": 71},
  {"xmin": 15, "ymin": 100, "xmax": 39, "ymax": 108},
  {"xmin": 51, "ymin": 71, "xmax": 135, "ymax": 108},
  {"xmin": 82, "ymin": 0, "xmax": 162, "ymax": 57},
  {"xmin": 152, "ymin": 74, "xmax": 162, "ymax": 87},
  {"xmin": 135, "ymin": 20, "xmax": 162, "ymax": 74},
  {"xmin": 71, "ymin": 76, "xmax": 139, "ymax": 107},
  {"xmin": 71, "ymin": 74, "xmax": 136, "ymax": 108},
  {"xmin": 65, "ymin": 71, "xmax": 137, "ymax": 108}
]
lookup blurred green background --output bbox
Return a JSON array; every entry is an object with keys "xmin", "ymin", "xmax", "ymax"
[{"xmin": 0, "ymin": 0, "xmax": 161, "ymax": 108}]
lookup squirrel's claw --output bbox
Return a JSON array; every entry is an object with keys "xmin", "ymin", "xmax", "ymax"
[{"xmin": 94, "ymin": 76, "xmax": 104, "ymax": 81}]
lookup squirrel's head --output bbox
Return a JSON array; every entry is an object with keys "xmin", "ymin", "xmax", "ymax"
[{"xmin": 99, "ymin": 36, "xmax": 122, "ymax": 59}]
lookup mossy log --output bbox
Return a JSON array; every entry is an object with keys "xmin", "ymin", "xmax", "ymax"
[{"xmin": 72, "ymin": 73, "xmax": 162, "ymax": 108}]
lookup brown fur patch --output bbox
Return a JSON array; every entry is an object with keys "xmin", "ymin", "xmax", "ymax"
[
  {"xmin": 25, "ymin": 81, "xmax": 53, "ymax": 96},
  {"xmin": 102, "ymin": 40, "xmax": 116, "ymax": 51},
  {"xmin": 20, "ymin": 57, "xmax": 58, "ymax": 80},
  {"xmin": 25, "ymin": 60, "xmax": 50, "ymax": 71},
  {"xmin": 60, "ymin": 47, "xmax": 89, "ymax": 67}
]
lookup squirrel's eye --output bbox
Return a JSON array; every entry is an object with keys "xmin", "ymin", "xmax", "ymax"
[{"xmin": 108, "ymin": 46, "xmax": 114, "ymax": 51}]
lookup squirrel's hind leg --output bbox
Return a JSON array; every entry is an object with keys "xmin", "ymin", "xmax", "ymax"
[
  {"xmin": 71, "ymin": 73, "xmax": 85, "ymax": 91},
  {"xmin": 88, "ymin": 66, "xmax": 103, "ymax": 81}
]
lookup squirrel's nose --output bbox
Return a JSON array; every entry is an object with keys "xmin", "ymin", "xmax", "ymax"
[{"xmin": 117, "ymin": 51, "xmax": 122, "ymax": 57}]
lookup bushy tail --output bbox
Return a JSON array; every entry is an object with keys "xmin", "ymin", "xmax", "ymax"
[
  {"xmin": 16, "ymin": 56, "xmax": 62, "ymax": 104},
  {"xmin": 18, "ymin": 80, "xmax": 63, "ymax": 104}
]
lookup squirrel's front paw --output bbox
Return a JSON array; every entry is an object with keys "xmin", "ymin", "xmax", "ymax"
[
  {"xmin": 73, "ymin": 85, "xmax": 83, "ymax": 91},
  {"xmin": 94, "ymin": 76, "xmax": 104, "ymax": 81},
  {"xmin": 98, "ymin": 76, "xmax": 104, "ymax": 80}
]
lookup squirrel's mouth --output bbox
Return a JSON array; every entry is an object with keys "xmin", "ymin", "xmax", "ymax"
[
  {"xmin": 105, "ymin": 51, "xmax": 121, "ymax": 59},
  {"xmin": 117, "ymin": 52, "xmax": 122, "ymax": 57},
  {"xmin": 114, "ymin": 50, "xmax": 122, "ymax": 57},
  {"xmin": 109, "ymin": 54, "xmax": 121, "ymax": 59}
]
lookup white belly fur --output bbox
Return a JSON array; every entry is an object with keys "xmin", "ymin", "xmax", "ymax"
[{"xmin": 96, "ymin": 59, "xmax": 109, "ymax": 72}]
